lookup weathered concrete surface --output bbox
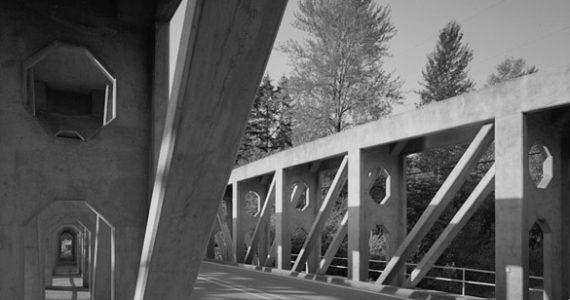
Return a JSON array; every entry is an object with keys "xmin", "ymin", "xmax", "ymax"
[
  {"xmin": 230, "ymin": 67, "xmax": 570, "ymax": 183},
  {"xmin": 228, "ymin": 67, "xmax": 570, "ymax": 299},
  {"xmin": 348, "ymin": 146, "xmax": 406, "ymax": 283},
  {"xmin": 134, "ymin": 1, "xmax": 287, "ymax": 299},
  {"xmin": 0, "ymin": 1, "xmax": 151, "ymax": 298}
]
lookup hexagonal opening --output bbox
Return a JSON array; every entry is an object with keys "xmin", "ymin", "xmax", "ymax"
[
  {"xmin": 24, "ymin": 42, "xmax": 116, "ymax": 141},
  {"xmin": 528, "ymin": 144, "xmax": 553, "ymax": 189},
  {"xmin": 290, "ymin": 182, "xmax": 309, "ymax": 211},
  {"xmin": 369, "ymin": 168, "xmax": 390, "ymax": 205},
  {"xmin": 244, "ymin": 191, "xmax": 261, "ymax": 217}
]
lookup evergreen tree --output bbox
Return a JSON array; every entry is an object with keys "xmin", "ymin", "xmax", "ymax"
[
  {"xmin": 282, "ymin": 0, "xmax": 401, "ymax": 144},
  {"xmin": 418, "ymin": 21, "xmax": 474, "ymax": 105},
  {"xmin": 410, "ymin": 22, "xmax": 498, "ymax": 285},
  {"xmin": 236, "ymin": 76, "xmax": 292, "ymax": 165},
  {"xmin": 487, "ymin": 57, "xmax": 538, "ymax": 86}
]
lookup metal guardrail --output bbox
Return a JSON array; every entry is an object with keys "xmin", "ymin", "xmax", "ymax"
[{"xmin": 290, "ymin": 254, "xmax": 544, "ymax": 297}]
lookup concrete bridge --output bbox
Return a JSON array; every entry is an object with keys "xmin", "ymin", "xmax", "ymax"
[
  {"xmin": 212, "ymin": 65, "xmax": 570, "ymax": 300},
  {"xmin": 1, "ymin": 0, "xmax": 569, "ymax": 299}
]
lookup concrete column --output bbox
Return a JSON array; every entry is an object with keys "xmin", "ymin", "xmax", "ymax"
[
  {"xmin": 348, "ymin": 149, "xmax": 369, "ymax": 281},
  {"xmin": 525, "ymin": 113, "xmax": 563, "ymax": 300},
  {"xmin": 83, "ymin": 228, "xmax": 91, "ymax": 288},
  {"xmin": 381, "ymin": 151, "xmax": 407, "ymax": 286},
  {"xmin": 233, "ymin": 179, "xmax": 268, "ymax": 263},
  {"xmin": 24, "ymin": 221, "xmax": 41, "ymax": 300},
  {"xmin": 284, "ymin": 165, "xmax": 320, "ymax": 273},
  {"xmin": 275, "ymin": 168, "xmax": 291, "ymax": 270},
  {"xmin": 93, "ymin": 218, "xmax": 112, "ymax": 300},
  {"xmin": 495, "ymin": 113, "xmax": 529, "ymax": 300},
  {"xmin": 0, "ymin": 225, "xmax": 24, "ymax": 299},
  {"xmin": 232, "ymin": 182, "xmax": 241, "ymax": 263},
  {"xmin": 561, "ymin": 128, "xmax": 570, "ymax": 299}
]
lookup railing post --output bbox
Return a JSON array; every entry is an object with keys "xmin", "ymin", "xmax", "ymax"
[{"xmin": 462, "ymin": 268, "xmax": 466, "ymax": 295}]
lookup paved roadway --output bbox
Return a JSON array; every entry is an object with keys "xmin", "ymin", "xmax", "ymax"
[{"xmin": 191, "ymin": 261, "xmax": 407, "ymax": 300}]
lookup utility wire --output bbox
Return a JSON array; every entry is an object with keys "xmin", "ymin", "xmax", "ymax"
[
  {"xmin": 394, "ymin": 2, "xmax": 504, "ymax": 58},
  {"xmin": 473, "ymin": 24, "xmax": 570, "ymax": 66}
]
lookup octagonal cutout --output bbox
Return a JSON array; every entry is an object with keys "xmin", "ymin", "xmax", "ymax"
[
  {"xmin": 244, "ymin": 191, "xmax": 261, "ymax": 217},
  {"xmin": 290, "ymin": 182, "xmax": 309, "ymax": 211},
  {"xmin": 528, "ymin": 144, "xmax": 553, "ymax": 189},
  {"xmin": 369, "ymin": 168, "xmax": 390, "ymax": 205},
  {"xmin": 24, "ymin": 41, "xmax": 116, "ymax": 141}
]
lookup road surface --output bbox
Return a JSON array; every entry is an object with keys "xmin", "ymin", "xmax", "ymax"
[{"xmin": 191, "ymin": 261, "xmax": 406, "ymax": 300}]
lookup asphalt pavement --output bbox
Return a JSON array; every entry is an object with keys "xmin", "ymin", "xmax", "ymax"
[{"xmin": 191, "ymin": 261, "xmax": 408, "ymax": 300}]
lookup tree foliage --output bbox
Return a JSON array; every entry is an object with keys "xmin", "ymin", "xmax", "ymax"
[
  {"xmin": 236, "ymin": 76, "xmax": 293, "ymax": 165},
  {"xmin": 418, "ymin": 21, "xmax": 474, "ymax": 105},
  {"xmin": 487, "ymin": 57, "xmax": 538, "ymax": 86},
  {"xmin": 282, "ymin": 0, "xmax": 402, "ymax": 144},
  {"xmin": 410, "ymin": 21, "xmax": 497, "ymax": 295}
]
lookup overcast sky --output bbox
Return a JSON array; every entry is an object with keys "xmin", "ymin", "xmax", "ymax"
[{"xmin": 264, "ymin": 0, "xmax": 570, "ymax": 113}]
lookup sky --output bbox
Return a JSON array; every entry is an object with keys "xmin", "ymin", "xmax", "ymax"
[{"xmin": 264, "ymin": 0, "xmax": 570, "ymax": 113}]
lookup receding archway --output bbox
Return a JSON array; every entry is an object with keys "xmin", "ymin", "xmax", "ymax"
[
  {"xmin": 53, "ymin": 226, "xmax": 81, "ymax": 277},
  {"xmin": 58, "ymin": 230, "xmax": 75, "ymax": 262}
]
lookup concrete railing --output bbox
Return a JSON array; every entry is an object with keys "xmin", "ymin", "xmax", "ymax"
[{"xmin": 208, "ymin": 68, "xmax": 570, "ymax": 299}]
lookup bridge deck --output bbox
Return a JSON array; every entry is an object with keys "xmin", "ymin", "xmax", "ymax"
[{"xmin": 193, "ymin": 261, "xmax": 418, "ymax": 300}]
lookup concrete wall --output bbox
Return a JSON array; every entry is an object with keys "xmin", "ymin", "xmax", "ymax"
[{"xmin": 0, "ymin": 1, "xmax": 151, "ymax": 298}]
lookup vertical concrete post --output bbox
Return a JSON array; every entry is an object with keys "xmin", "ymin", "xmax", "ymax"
[
  {"xmin": 24, "ymin": 221, "xmax": 41, "ymax": 300},
  {"xmin": 305, "ymin": 170, "xmax": 320, "ymax": 274},
  {"xmin": 348, "ymin": 149, "xmax": 369, "ymax": 281},
  {"xmin": 386, "ymin": 153, "xmax": 407, "ymax": 286},
  {"xmin": 495, "ymin": 114, "xmax": 529, "ymax": 300},
  {"xmin": 233, "ymin": 179, "xmax": 268, "ymax": 263},
  {"xmin": 525, "ymin": 114, "xmax": 563, "ymax": 300},
  {"xmin": 83, "ymin": 229, "xmax": 91, "ymax": 288},
  {"xmin": 0, "ymin": 225, "xmax": 24, "ymax": 299},
  {"xmin": 93, "ymin": 219, "xmax": 112, "ymax": 300},
  {"xmin": 275, "ymin": 168, "xmax": 291, "ymax": 270},
  {"xmin": 561, "ymin": 128, "xmax": 570, "ymax": 299},
  {"xmin": 231, "ymin": 181, "xmax": 242, "ymax": 263}
]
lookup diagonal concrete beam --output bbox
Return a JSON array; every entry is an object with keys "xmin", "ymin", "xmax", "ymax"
[
  {"xmin": 292, "ymin": 156, "xmax": 349, "ymax": 272},
  {"xmin": 378, "ymin": 123, "xmax": 494, "ymax": 285},
  {"xmin": 409, "ymin": 164, "xmax": 495, "ymax": 287},
  {"xmin": 134, "ymin": 1, "xmax": 287, "ymax": 299},
  {"xmin": 318, "ymin": 212, "xmax": 348, "ymax": 275},
  {"xmin": 244, "ymin": 176, "xmax": 276, "ymax": 264},
  {"xmin": 264, "ymin": 239, "xmax": 277, "ymax": 267},
  {"xmin": 216, "ymin": 210, "xmax": 235, "ymax": 262}
]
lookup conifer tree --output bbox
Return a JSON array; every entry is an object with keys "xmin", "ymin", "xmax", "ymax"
[
  {"xmin": 236, "ymin": 76, "xmax": 292, "ymax": 165},
  {"xmin": 487, "ymin": 57, "xmax": 537, "ymax": 86},
  {"xmin": 418, "ymin": 21, "xmax": 474, "ymax": 105}
]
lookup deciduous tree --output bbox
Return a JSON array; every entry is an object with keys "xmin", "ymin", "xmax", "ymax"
[{"xmin": 282, "ymin": 0, "xmax": 401, "ymax": 144}]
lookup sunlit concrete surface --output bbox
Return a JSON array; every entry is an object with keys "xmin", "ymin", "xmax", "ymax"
[
  {"xmin": 45, "ymin": 288, "xmax": 90, "ymax": 300},
  {"xmin": 191, "ymin": 262, "xmax": 407, "ymax": 300}
]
